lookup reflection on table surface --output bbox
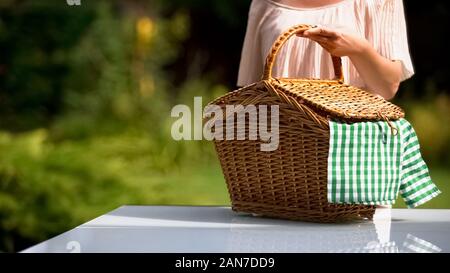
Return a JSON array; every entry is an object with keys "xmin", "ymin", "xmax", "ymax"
[{"xmin": 22, "ymin": 206, "xmax": 450, "ymax": 253}]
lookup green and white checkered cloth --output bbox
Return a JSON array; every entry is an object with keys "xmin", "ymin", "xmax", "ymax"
[{"xmin": 327, "ymin": 118, "xmax": 441, "ymax": 208}]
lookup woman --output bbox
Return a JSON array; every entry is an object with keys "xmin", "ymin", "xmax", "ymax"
[{"xmin": 237, "ymin": 0, "xmax": 414, "ymax": 100}]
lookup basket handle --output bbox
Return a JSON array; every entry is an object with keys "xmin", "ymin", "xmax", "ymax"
[{"xmin": 262, "ymin": 24, "xmax": 344, "ymax": 82}]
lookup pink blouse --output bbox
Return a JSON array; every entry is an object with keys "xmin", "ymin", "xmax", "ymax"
[{"xmin": 237, "ymin": 0, "xmax": 414, "ymax": 89}]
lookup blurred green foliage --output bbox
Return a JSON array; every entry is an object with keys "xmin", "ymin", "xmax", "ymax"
[
  {"xmin": 392, "ymin": 94, "xmax": 450, "ymax": 209},
  {"xmin": 0, "ymin": 0, "xmax": 449, "ymax": 252},
  {"xmin": 0, "ymin": 0, "xmax": 229, "ymax": 252}
]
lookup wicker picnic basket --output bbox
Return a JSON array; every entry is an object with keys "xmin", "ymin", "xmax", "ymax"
[{"xmin": 208, "ymin": 24, "xmax": 405, "ymax": 222}]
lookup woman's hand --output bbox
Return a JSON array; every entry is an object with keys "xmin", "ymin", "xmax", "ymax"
[
  {"xmin": 297, "ymin": 26, "xmax": 370, "ymax": 57},
  {"xmin": 297, "ymin": 26, "xmax": 404, "ymax": 100}
]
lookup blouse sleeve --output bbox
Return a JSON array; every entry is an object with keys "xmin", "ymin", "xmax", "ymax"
[
  {"xmin": 237, "ymin": 0, "xmax": 266, "ymax": 87},
  {"xmin": 365, "ymin": 0, "xmax": 415, "ymax": 81}
]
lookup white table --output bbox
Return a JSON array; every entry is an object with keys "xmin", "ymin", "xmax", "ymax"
[{"xmin": 22, "ymin": 206, "xmax": 450, "ymax": 253}]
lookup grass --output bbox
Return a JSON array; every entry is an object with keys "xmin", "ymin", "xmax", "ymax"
[
  {"xmin": 393, "ymin": 166, "xmax": 450, "ymax": 209},
  {"xmin": 180, "ymin": 163, "xmax": 450, "ymax": 209},
  {"xmin": 145, "ymin": 162, "xmax": 230, "ymax": 206}
]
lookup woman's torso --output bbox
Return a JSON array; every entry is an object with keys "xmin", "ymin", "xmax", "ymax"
[
  {"xmin": 238, "ymin": 0, "xmax": 413, "ymax": 88},
  {"xmin": 238, "ymin": 0, "xmax": 376, "ymax": 87},
  {"xmin": 257, "ymin": 0, "xmax": 367, "ymax": 87}
]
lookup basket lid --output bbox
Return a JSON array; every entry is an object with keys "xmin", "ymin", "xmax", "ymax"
[{"xmin": 266, "ymin": 78, "xmax": 404, "ymax": 121}]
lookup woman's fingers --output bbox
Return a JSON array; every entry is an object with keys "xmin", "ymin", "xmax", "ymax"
[
  {"xmin": 295, "ymin": 29, "xmax": 308, "ymax": 37},
  {"xmin": 296, "ymin": 26, "xmax": 341, "ymax": 55},
  {"xmin": 305, "ymin": 34, "xmax": 332, "ymax": 44},
  {"xmin": 318, "ymin": 41, "xmax": 334, "ymax": 53},
  {"xmin": 304, "ymin": 27, "xmax": 339, "ymax": 39}
]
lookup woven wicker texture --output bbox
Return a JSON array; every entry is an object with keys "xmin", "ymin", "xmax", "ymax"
[{"xmin": 208, "ymin": 24, "xmax": 405, "ymax": 222}]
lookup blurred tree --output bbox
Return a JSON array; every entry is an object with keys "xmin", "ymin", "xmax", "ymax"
[{"xmin": 0, "ymin": 1, "xmax": 95, "ymax": 131}]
